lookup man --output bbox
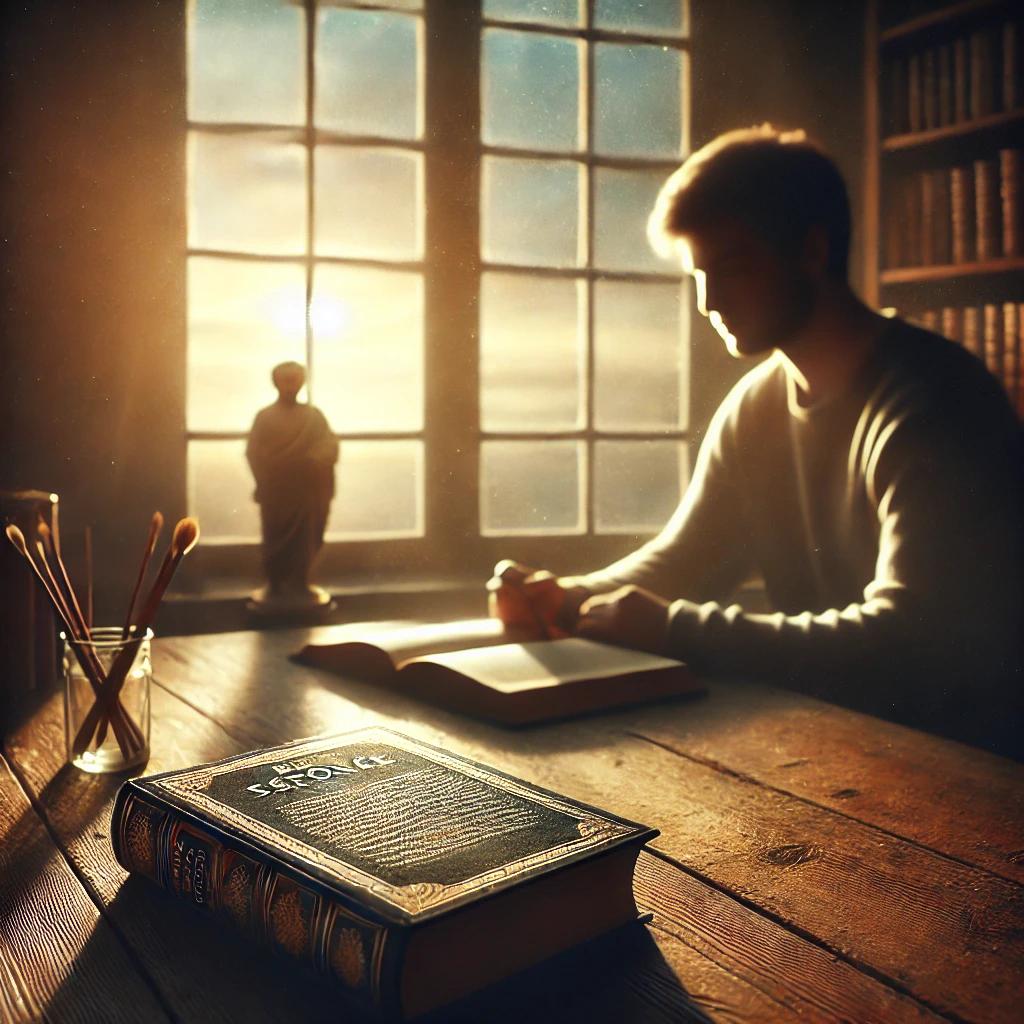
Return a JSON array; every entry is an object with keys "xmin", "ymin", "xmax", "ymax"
[
  {"xmin": 246, "ymin": 361, "xmax": 339, "ymax": 608},
  {"xmin": 491, "ymin": 125, "xmax": 1024, "ymax": 758}
]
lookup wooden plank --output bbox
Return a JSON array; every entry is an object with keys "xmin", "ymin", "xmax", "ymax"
[
  {"xmin": 4, "ymin": 646, "xmax": 945, "ymax": 1023},
  {"xmin": 149, "ymin": 631, "xmax": 1012, "ymax": 1021},
  {"xmin": 612, "ymin": 681, "xmax": 1024, "ymax": 886},
  {"xmin": 0, "ymin": 750, "xmax": 170, "ymax": 1024}
]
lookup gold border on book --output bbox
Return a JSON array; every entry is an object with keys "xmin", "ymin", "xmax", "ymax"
[{"xmin": 149, "ymin": 728, "xmax": 635, "ymax": 915}]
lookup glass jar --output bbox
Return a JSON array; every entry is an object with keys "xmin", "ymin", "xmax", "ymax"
[{"xmin": 63, "ymin": 627, "xmax": 152, "ymax": 773}]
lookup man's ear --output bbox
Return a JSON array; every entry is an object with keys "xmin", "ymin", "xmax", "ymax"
[{"xmin": 801, "ymin": 223, "xmax": 830, "ymax": 278}]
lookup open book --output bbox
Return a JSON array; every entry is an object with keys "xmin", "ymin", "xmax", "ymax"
[{"xmin": 293, "ymin": 618, "xmax": 704, "ymax": 726}]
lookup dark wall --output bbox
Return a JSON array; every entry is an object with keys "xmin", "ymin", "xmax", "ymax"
[
  {"xmin": 0, "ymin": 0, "xmax": 867, "ymax": 617},
  {"xmin": 1, "ymin": 1, "xmax": 188, "ymax": 618}
]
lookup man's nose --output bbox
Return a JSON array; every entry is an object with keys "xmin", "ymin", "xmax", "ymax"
[{"xmin": 694, "ymin": 270, "xmax": 709, "ymax": 318}]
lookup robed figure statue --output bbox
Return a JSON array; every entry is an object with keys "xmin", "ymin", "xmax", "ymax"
[{"xmin": 246, "ymin": 362, "xmax": 339, "ymax": 612}]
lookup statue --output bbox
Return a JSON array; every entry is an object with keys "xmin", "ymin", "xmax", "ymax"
[{"xmin": 246, "ymin": 362, "xmax": 338, "ymax": 613}]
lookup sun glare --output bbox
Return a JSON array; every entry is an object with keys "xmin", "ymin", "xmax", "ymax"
[{"xmin": 268, "ymin": 289, "xmax": 349, "ymax": 341}]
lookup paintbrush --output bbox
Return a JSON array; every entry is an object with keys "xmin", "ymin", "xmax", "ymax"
[
  {"xmin": 74, "ymin": 518, "xmax": 200, "ymax": 753},
  {"xmin": 121, "ymin": 512, "xmax": 163, "ymax": 641},
  {"xmin": 5, "ymin": 525, "xmax": 141, "ymax": 758}
]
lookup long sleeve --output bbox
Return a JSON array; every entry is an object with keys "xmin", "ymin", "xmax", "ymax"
[
  {"xmin": 664, "ymin": 371, "xmax": 1024, "ymax": 750},
  {"xmin": 579, "ymin": 378, "xmax": 758, "ymax": 602}
]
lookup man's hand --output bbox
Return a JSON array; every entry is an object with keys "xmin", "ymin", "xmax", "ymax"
[
  {"xmin": 576, "ymin": 584, "xmax": 672, "ymax": 654},
  {"xmin": 486, "ymin": 560, "xmax": 591, "ymax": 639}
]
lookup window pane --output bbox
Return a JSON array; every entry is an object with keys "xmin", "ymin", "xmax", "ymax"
[
  {"xmin": 311, "ymin": 265, "xmax": 423, "ymax": 432},
  {"xmin": 482, "ymin": 157, "xmax": 580, "ymax": 266},
  {"xmin": 594, "ymin": 43, "xmax": 682, "ymax": 157},
  {"xmin": 326, "ymin": 441, "xmax": 423, "ymax": 539},
  {"xmin": 595, "ymin": 440, "xmax": 688, "ymax": 534},
  {"xmin": 188, "ymin": 132, "xmax": 306, "ymax": 255},
  {"xmin": 187, "ymin": 257, "xmax": 306, "ymax": 432},
  {"xmin": 188, "ymin": 439, "xmax": 262, "ymax": 542},
  {"xmin": 594, "ymin": 167, "xmax": 668, "ymax": 272},
  {"xmin": 594, "ymin": 281, "xmax": 685, "ymax": 430},
  {"xmin": 483, "ymin": 30, "xmax": 580, "ymax": 151},
  {"xmin": 594, "ymin": 0, "xmax": 685, "ymax": 35},
  {"xmin": 316, "ymin": 8, "xmax": 420, "ymax": 139},
  {"xmin": 315, "ymin": 147, "xmax": 423, "ymax": 260},
  {"xmin": 481, "ymin": 274, "xmax": 582, "ymax": 431},
  {"xmin": 483, "ymin": 0, "xmax": 581, "ymax": 27},
  {"xmin": 188, "ymin": 0, "xmax": 305, "ymax": 125},
  {"xmin": 481, "ymin": 441, "xmax": 583, "ymax": 535}
]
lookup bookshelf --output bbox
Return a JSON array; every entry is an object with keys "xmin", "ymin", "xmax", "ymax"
[{"xmin": 865, "ymin": 0, "xmax": 1024, "ymax": 416}]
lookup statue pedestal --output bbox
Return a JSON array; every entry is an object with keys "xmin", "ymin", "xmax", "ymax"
[{"xmin": 246, "ymin": 585, "xmax": 335, "ymax": 622}]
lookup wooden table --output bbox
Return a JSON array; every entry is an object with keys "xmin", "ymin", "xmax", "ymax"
[{"xmin": 2, "ymin": 624, "xmax": 1023, "ymax": 1023}]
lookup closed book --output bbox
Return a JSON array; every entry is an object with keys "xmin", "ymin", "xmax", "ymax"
[
  {"xmin": 932, "ymin": 167, "xmax": 952, "ymax": 264},
  {"xmin": 294, "ymin": 619, "xmax": 703, "ymax": 726},
  {"xmin": 1000, "ymin": 148, "xmax": 1022, "ymax": 257},
  {"xmin": 904, "ymin": 173, "xmax": 923, "ymax": 265},
  {"xmin": 953, "ymin": 36, "xmax": 970, "ymax": 122},
  {"xmin": 1003, "ymin": 303, "xmax": 1020, "ymax": 403},
  {"xmin": 920, "ymin": 170, "xmax": 935, "ymax": 265},
  {"xmin": 908, "ymin": 52, "xmax": 923, "ymax": 132},
  {"xmin": 922, "ymin": 48, "xmax": 938, "ymax": 129},
  {"xmin": 920, "ymin": 309, "xmax": 939, "ymax": 332},
  {"xmin": 887, "ymin": 56, "xmax": 908, "ymax": 135},
  {"xmin": 111, "ymin": 728, "xmax": 658, "ymax": 1021},
  {"xmin": 974, "ymin": 158, "xmax": 1000, "ymax": 261},
  {"xmin": 1003, "ymin": 21, "xmax": 1020, "ymax": 112},
  {"xmin": 951, "ymin": 164, "xmax": 976, "ymax": 263},
  {"xmin": 963, "ymin": 305, "xmax": 982, "ymax": 357},
  {"xmin": 938, "ymin": 43, "xmax": 954, "ymax": 125},
  {"xmin": 941, "ymin": 306, "xmax": 961, "ymax": 343},
  {"xmin": 970, "ymin": 28, "xmax": 996, "ymax": 119},
  {"xmin": 983, "ymin": 303, "xmax": 1003, "ymax": 378}
]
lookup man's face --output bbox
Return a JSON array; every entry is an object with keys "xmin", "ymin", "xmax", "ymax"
[{"xmin": 680, "ymin": 220, "xmax": 817, "ymax": 357}]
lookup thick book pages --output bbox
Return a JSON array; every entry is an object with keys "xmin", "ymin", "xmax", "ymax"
[
  {"xmin": 294, "ymin": 618, "xmax": 704, "ymax": 725},
  {"xmin": 111, "ymin": 729, "xmax": 657, "ymax": 1020}
]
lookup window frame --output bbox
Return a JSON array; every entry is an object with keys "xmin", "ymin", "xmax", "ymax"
[{"xmin": 184, "ymin": 0, "xmax": 692, "ymax": 581}]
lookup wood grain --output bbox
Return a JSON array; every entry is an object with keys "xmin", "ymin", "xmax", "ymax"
[
  {"xmin": 153, "ymin": 630, "xmax": 1018, "ymax": 1020},
  {"xmin": 3, "ymin": 631, "xmax": 958, "ymax": 1023},
  {"xmin": 0, "ymin": 750, "xmax": 169, "ymax": 1024}
]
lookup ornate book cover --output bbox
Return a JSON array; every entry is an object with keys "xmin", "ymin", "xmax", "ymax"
[{"xmin": 112, "ymin": 727, "xmax": 657, "ymax": 1019}]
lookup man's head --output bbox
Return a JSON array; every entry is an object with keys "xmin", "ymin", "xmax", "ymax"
[
  {"xmin": 649, "ymin": 125, "xmax": 852, "ymax": 355},
  {"xmin": 272, "ymin": 361, "xmax": 306, "ymax": 403}
]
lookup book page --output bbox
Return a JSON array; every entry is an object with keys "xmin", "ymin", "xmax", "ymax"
[{"xmin": 406, "ymin": 638, "xmax": 685, "ymax": 694}]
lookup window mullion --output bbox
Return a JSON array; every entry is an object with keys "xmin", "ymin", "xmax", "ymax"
[
  {"xmin": 423, "ymin": 0, "xmax": 483, "ymax": 565},
  {"xmin": 584, "ymin": 0, "xmax": 596, "ymax": 537}
]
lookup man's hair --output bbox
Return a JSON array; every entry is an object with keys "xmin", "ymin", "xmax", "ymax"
[{"xmin": 648, "ymin": 125, "xmax": 851, "ymax": 279}]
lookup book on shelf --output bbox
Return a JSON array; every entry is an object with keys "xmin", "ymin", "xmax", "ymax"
[
  {"xmin": 951, "ymin": 164, "xmax": 976, "ymax": 264},
  {"xmin": 111, "ymin": 728, "xmax": 658, "ymax": 1021},
  {"xmin": 983, "ymin": 303, "xmax": 1003, "ymax": 378},
  {"xmin": 975, "ymin": 158, "xmax": 1001, "ymax": 261},
  {"xmin": 969, "ymin": 26, "xmax": 996, "ymax": 120},
  {"xmin": 1001, "ymin": 148, "xmax": 1022, "ymax": 257},
  {"xmin": 953, "ymin": 35, "xmax": 970, "ymax": 123},
  {"xmin": 293, "ymin": 618, "xmax": 704, "ymax": 726},
  {"xmin": 1003, "ymin": 20, "xmax": 1020, "ymax": 113}
]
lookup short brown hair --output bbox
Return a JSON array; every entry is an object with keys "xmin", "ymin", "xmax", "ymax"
[{"xmin": 648, "ymin": 125, "xmax": 851, "ymax": 279}]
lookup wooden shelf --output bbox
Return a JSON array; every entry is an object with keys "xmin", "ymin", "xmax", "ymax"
[
  {"xmin": 881, "ymin": 256, "xmax": 1024, "ymax": 284},
  {"xmin": 880, "ymin": 0, "xmax": 1009, "ymax": 45},
  {"xmin": 883, "ymin": 109, "xmax": 1024, "ymax": 152}
]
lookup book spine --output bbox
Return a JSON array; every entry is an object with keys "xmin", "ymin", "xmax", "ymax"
[
  {"xmin": 974, "ymin": 158, "xmax": 1000, "ymax": 261},
  {"xmin": 111, "ymin": 785, "xmax": 404, "ymax": 1021},
  {"xmin": 932, "ymin": 167, "xmax": 952, "ymax": 265},
  {"xmin": 941, "ymin": 306, "xmax": 961, "ymax": 344},
  {"xmin": 951, "ymin": 165, "xmax": 975, "ymax": 264},
  {"xmin": 970, "ymin": 28, "xmax": 995, "ymax": 120},
  {"xmin": 908, "ymin": 52, "xmax": 923, "ymax": 132},
  {"xmin": 1003, "ymin": 21, "xmax": 1020, "ymax": 113},
  {"xmin": 953, "ymin": 36, "xmax": 970, "ymax": 123},
  {"xmin": 963, "ymin": 305, "xmax": 982, "ymax": 358},
  {"xmin": 1018, "ymin": 303, "xmax": 1024, "ymax": 418},
  {"xmin": 922, "ymin": 47, "xmax": 938, "ymax": 129},
  {"xmin": 920, "ymin": 308, "xmax": 939, "ymax": 332},
  {"xmin": 887, "ymin": 55, "xmax": 907, "ymax": 135},
  {"xmin": 983, "ymin": 303, "xmax": 1003, "ymax": 378},
  {"xmin": 938, "ymin": 43, "xmax": 953, "ymax": 126},
  {"xmin": 1000, "ymin": 148, "xmax": 1022, "ymax": 257},
  {"xmin": 920, "ymin": 170, "xmax": 935, "ymax": 265},
  {"xmin": 1003, "ymin": 302, "xmax": 1020, "ymax": 406}
]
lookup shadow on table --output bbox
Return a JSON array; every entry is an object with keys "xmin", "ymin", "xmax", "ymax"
[{"xmin": 45, "ymin": 877, "xmax": 710, "ymax": 1024}]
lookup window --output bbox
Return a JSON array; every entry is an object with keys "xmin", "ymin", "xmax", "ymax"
[{"xmin": 186, "ymin": 0, "xmax": 690, "ymax": 571}]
